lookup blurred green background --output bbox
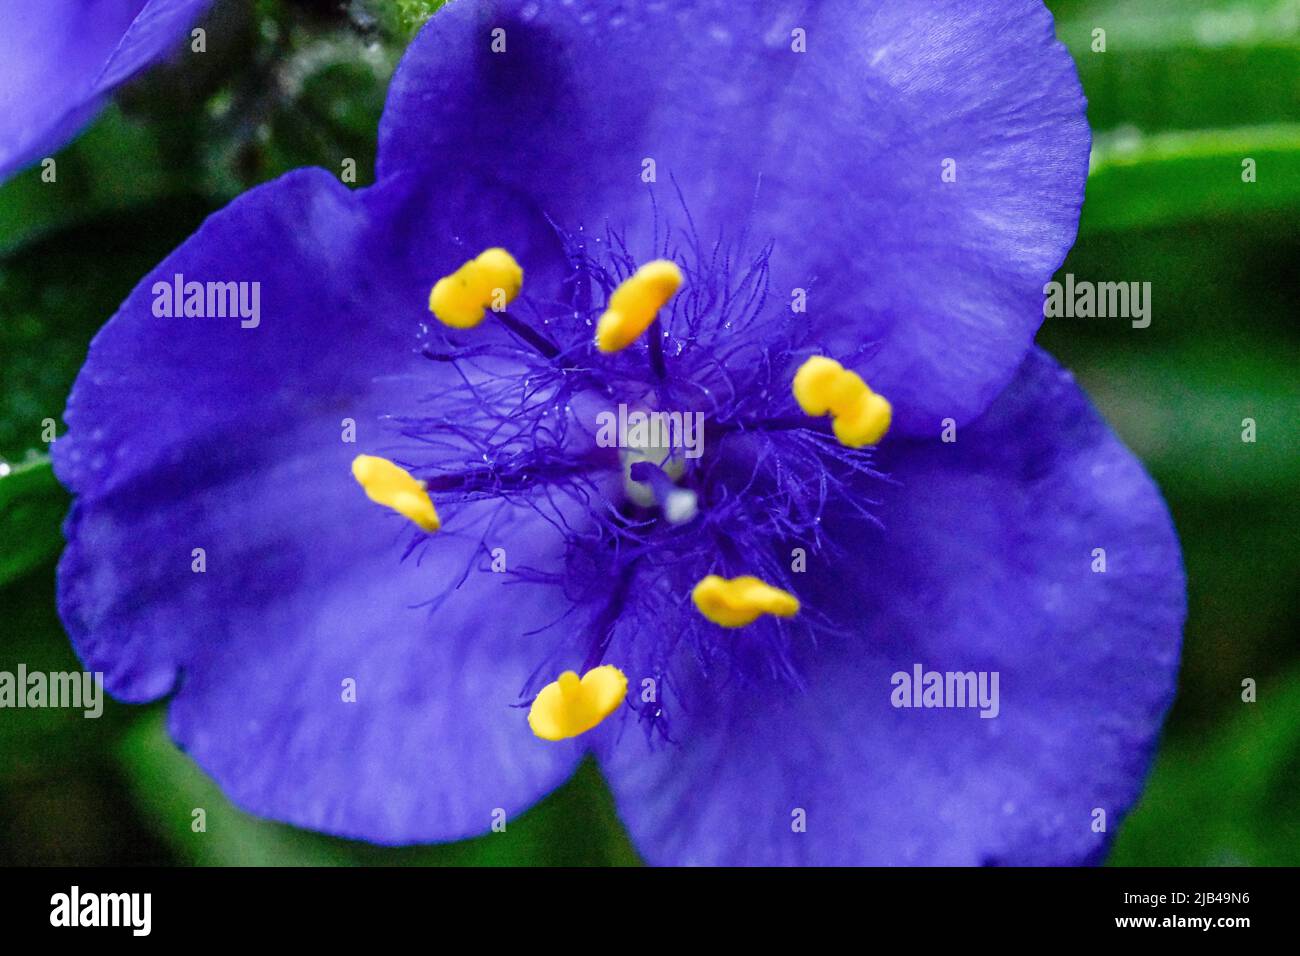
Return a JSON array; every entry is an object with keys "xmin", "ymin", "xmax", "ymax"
[{"xmin": 1, "ymin": 0, "xmax": 1296, "ymax": 866}]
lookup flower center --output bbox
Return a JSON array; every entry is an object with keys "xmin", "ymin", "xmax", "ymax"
[{"xmin": 350, "ymin": 239, "xmax": 893, "ymax": 741}]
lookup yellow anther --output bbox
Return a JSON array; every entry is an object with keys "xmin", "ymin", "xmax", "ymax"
[
  {"xmin": 792, "ymin": 355, "xmax": 891, "ymax": 447},
  {"xmin": 429, "ymin": 247, "xmax": 523, "ymax": 328},
  {"xmin": 792, "ymin": 356, "xmax": 855, "ymax": 415},
  {"xmin": 832, "ymin": 391, "xmax": 892, "ymax": 447},
  {"xmin": 595, "ymin": 259, "xmax": 683, "ymax": 352},
  {"xmin": 528, "ymin": 665, "xmax": 628, "ymax": 741},
  {"xmin": 351, "ymin": 454, "xmax": 440, "ymax": 532},
  {"xmin": 691, "ymin": 574, "xmax": 799, "ymax": 628}
]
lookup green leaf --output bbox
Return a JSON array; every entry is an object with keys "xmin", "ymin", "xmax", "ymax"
[
  {"xmin": 1055, "ymin": 0, "xmax": 1300, "ymax": 133},
  {"xmin": 0, "ymin": 564, "xmax": 91, "ymax": 774},
  {"xmin": 0, "ymin": 563, "xmax": 173, "ymax": 864},
  {"xmin": 1050, "ymin": 0, "xmax": 1300, "ymax": 233},
  {"xmin": 1040, "ymin": 213, "xmax": 1300, "ymax": 757},
  {"xmin": 194, "ymin": 32, "xmax": 396, "ymax": 197},
  {"xmin": 0, "ymin": 198, "xmax": 213, "ymax": 462},
  {"xmin": 1066, "ymin": 339, "xmax": 1300, "ymax": 493},
  {"xmin": 1109, "ymin": 668, "xmax": 1300, "ymax": 865},
  {"xmin": 0, "ymin": 457, "xmax": 66, "ymax": 588},
  {"xmin": 0, "ymin": 107, "xmax": 183, "ymax": 258},
  {"xmin": 119, "ymin": 710, "xmax": 641, "ymax": 866},
  {"xmin": 1081, "ymin": 124, "xmax": 1300, "ymax": 234},
  {"xmin": 364, "ymin": 0, "xmax": 448, "ymax": 39}
]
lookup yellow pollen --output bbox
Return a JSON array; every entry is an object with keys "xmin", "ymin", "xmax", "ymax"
[
  {"xmin": 595, "ymin": 259, "xmax": 683, "ymax": 352},
  {"xmin": 528, "ymin": 665, "xmax": 628, "ymax": 741},
  {"xmin": 428, "ymin": 247, "xmax": 523, "ymax": 328},
  {"xmin": 792, "ymin": 355, "xmax": 891, "ymax": 447},
  {"xmin": 691, "ymin": 574, "xmax": 800, "ymax": 628},
  {"xmin": 351, "ymin": 454, "xmax": 440, "ymax": 532}
]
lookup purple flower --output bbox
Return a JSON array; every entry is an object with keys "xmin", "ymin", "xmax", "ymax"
[
  {"xmin": 0, "ymin": 0, "xmax": 212, "ymax": 183},
  {"xmin": 53, "ymin": 0, "xmax": 1184, "ymax": 865}
]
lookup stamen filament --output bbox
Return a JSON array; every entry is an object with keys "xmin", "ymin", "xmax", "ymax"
[
  {"xmin": 647, "ymin": 317, "xmax": 667, "ymax": 378},
  {"xmin": 496, "ymin": 310, "xmax": 560, "ymax": 358}
]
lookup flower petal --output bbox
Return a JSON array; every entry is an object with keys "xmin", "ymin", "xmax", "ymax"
[
  {"xmin": 93, "ymin": 0, "xmax": 213, "ymax": 93},
  {"xmin": 54, "ymin": 168, "xmax": 584, "ymax": 842},
  {"xmin": 0, "ymin": 0, "xmax": 210, "ymax": 182},
  {"xmin": 378, "ymin": 0, "xmax": 1089, "ymax": 433},
  {"xmin": 597, "ymin": 349, "xmax": 1184, "ymax": 865}
]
